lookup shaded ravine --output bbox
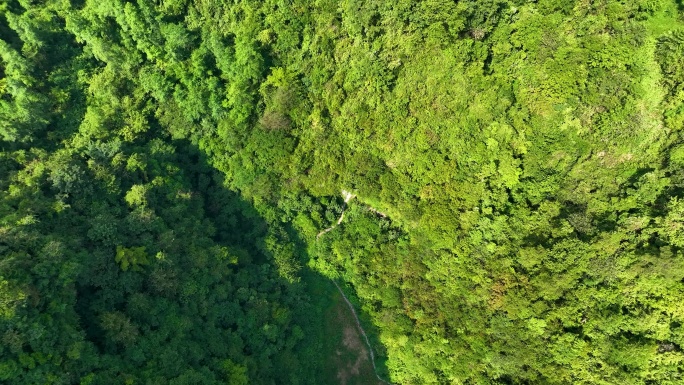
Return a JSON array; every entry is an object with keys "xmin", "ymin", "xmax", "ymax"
[{"xmin": 317, "ymin": 190, "xmax": 393, "ymax": 385}]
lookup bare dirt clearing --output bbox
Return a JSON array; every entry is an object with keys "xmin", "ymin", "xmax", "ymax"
[{"xmin": 325, "ymin": 291, "xmax": 386, "ymax": 385}]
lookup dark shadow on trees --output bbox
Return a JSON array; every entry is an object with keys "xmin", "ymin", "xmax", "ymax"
[{"xmin": 71, "ymin": 137, "xmax": 391, "ymax": 383}]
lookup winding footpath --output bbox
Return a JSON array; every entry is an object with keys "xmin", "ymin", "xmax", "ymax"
[
  {"xmin": 317, "ymin": 190, "xmax": 393, "ymax": 385},
  {"xmin": 316, "ymin": 190, "xmax": 356, "ymax": 239}
]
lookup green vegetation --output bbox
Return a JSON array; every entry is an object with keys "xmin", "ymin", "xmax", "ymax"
[{"xmin": 2, "ymin": 0, "xmax": 684, "ymax": 383}]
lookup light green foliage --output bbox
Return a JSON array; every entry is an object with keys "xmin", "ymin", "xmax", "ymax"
[
  {"xmin": 124, "ymin": 184, "xmax": 148, "ymax": 207},
  {"xmin": 0, "ymin": 279, "xmax": 25, "ymax": 319},
  {"xmin": 220, "ymin": 359, "xmax": 249, "ymax": 385},
  {"xmin": 114, "ymin": 245, "xmax": 149, "ymax": 271}
]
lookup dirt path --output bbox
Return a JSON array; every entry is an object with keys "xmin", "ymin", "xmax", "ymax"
[
  {"xmin": 333, "ymin": 281, "xmax": 392, "ymax": 385},
  {"xmin": 317, "ymin": 190, "xmax": 393, "ymax": 384},
  {"xmin": 317, "ymin": 190, "xmax": 356, "ymax": 239}
]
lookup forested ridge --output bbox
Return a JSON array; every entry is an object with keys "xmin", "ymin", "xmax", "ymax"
[{"xmin": 2, "ymin": 0, "xmax": 684, "ymax": 383}]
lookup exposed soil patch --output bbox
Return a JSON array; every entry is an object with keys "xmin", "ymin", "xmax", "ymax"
[{"xmin": 324, "ymin": 291, "xmax": 385, "ymax": 385}]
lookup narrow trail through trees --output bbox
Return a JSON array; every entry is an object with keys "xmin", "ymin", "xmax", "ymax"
[
  {"xmin": 317, "ymin": 190, "xmax": 356, "ymax": 239},
  {"xmin": 317, "ymin": 190, "xmax": 393, "ymax": 385}
]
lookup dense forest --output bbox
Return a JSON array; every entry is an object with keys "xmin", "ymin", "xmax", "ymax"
[{"xmin": 2, "ymin": 0, "xmax": 684, "ymax": 383}]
